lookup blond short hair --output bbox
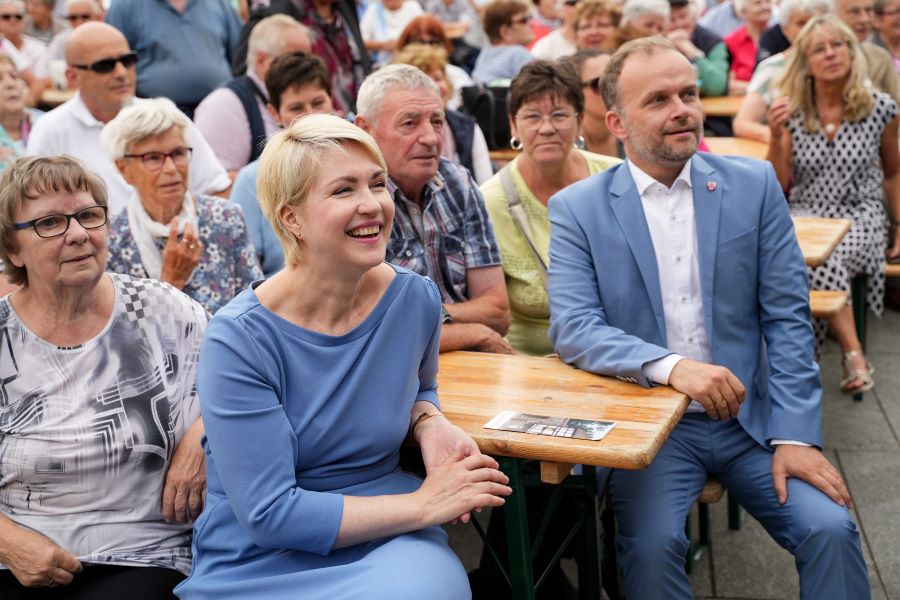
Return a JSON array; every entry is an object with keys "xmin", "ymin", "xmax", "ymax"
[
  {"xmin": 99, "ymin": 97, "xmax": 188, "ymax": 159},
  {"xmin": 256, "ymin": 114, "xmax": 387, "ymax": 268}
]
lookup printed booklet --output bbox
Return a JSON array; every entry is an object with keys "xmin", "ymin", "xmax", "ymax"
[{"xmin": 484, "ymin": 411, "xmax": 616, "ymax": 441}]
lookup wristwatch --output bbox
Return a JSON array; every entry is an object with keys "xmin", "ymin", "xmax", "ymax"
[{"xmin": 441, "ymin": 305, "xmax": 453, "ymax": 324}]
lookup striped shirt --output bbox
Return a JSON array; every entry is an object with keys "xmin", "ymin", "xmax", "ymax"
[{"xmin": 387, "ymin": 158, "xmax": 502, "ymax": 304}]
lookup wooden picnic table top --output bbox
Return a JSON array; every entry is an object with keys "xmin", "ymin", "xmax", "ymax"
[{"xmin": 438, "ymin": 351, "xmax": 689, "ymax": 483}]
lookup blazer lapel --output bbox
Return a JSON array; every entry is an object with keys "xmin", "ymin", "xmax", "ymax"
[
  {"xmin": 691, "ymin": 155, "xmax": 723, "ymax": 344},
  {"xmin": 609, "ymin": 165, "xmax": 667, "ymax": 344}
]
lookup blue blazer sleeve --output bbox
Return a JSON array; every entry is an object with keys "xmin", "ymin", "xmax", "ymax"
[
  {"xmin": 755, "ymin": 165, "xmax": 823, "ymax": 445},
  {"xmin": 547, "ymin": 191, "xmax": 672, "ymax": 386},
  {"xmin": 198, "ymin": 314, "xmax": 344, "ymax": 555}
]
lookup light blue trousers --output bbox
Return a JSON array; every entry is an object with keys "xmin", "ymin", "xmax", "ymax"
[{"xmin": 608, "ymin": 413, "xmax": 869, "ymax": 600}]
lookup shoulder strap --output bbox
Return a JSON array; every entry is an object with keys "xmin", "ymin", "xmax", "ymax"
[
  {"xmin": 225, "ymin": 75, "xmax": 267, "ymax": 163},
  {"xmin": 499, "ymin": 163, "xmax": 548, "ymax": 287}
]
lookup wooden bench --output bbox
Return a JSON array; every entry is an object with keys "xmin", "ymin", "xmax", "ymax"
[
  {"xmin": 810, "ymin": 290, "xmax": 849, "ymax": 318},
  {"xmin": 686, "ymin": 478, "xmax": 725, "ymax": 573}
]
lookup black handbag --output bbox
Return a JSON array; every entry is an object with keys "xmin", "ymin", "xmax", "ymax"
[{"xmin": 459, "ymin": 84, "xmax": 511, "ymax": 151}]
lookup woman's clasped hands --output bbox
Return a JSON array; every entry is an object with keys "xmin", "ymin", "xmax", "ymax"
[{"xmin": 413, "ymin": 414, "xmax": 512, "ymax": 526}]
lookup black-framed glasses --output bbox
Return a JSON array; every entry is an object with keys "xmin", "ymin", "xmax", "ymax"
[
  {"xmin": 72, "ymin": 51, "xmax": 138, "ymax": 74},
  {"xmin": 65, "ymin": 13, "xmax": 93, "ymax": 22},
  {"xmin": 510, "ymin": 14, "xmax": 532, "ymax": 25},
  {"xmin": 0, "ymin": 13, "xmax": 23, "ymax": 20},
  {"xmin": 583, "ymin": 76, "xmax": 601, "ymax": 94},
  {"xmin": 13, "ymin": 205, "xmax": 108, "ymax": 238},
  {"xmin": 123, "ymin": 147, "xmax": 193, "ymax": 171}
]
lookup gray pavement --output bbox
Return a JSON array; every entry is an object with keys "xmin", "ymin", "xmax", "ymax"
[{"xmin": 446, "ymin": 308, "xmax": 900, "ymax": 599}]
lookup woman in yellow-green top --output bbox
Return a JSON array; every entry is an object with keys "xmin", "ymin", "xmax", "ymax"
[{"xmin": 481, "ymin": 59, "xmax": 620, "ymax": 355}]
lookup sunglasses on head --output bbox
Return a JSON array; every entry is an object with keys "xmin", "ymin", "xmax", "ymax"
[
  {"xmin": 582, "ymin": 76, "xmax": 601, "ymax": 94},
  {"xmin": 0, "ymin": 13, "xmax": 24, "ymax": 20},
  {"xmin": 72, "ymin": 51, "xmax": 138, "ymax": 74}
]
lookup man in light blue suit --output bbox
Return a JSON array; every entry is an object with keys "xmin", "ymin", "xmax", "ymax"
[{"xmin": 547, "ymin": 36, "xmax": 869, "ymax": 599}]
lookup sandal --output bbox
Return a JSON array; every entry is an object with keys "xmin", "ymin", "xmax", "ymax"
[{"xmin": 840, "ymin": 350, "xmax": 875, "ymax": 394}]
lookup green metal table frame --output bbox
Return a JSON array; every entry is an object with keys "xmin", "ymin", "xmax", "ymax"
[{"xmin": 469, "ymin": 457, "xmax": 603, "ymax": 600}]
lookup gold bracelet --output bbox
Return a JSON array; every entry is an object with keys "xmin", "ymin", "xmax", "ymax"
[{"xmin": 411, "ymin": 411, "xmax": 442, "ymax": 438}]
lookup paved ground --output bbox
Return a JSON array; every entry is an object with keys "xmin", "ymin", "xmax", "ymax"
[{"xmin": 446, "ymin": 308, "xmax": 900, "ymax": 599}]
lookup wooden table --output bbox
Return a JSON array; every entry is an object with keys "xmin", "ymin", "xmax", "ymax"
[
  {"xmin": 792, "ymin": 216, "xmax": 852, "ymax": 267},
  {"xmin": 438, "ymin": 351, "xmax": 689, "ymax": 599},
  {"xmin": 439, "ymin": 351, "xmax": 689, "ymax": 481},
  {"xmin": 39, "ymin": 88, "xmax": 75, "ymax": 109},
  {"xmin": 704, "ymin": 136, "xmax": 768, "ymax": 160},
  {"xmin": 701, "ymin": 95, "xmax": 744, "ymax": 117}
]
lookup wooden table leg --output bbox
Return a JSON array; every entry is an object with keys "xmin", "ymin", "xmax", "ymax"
[{"xmin": 499, "ymin": 457, "xmax": 536, "ymax": 600}]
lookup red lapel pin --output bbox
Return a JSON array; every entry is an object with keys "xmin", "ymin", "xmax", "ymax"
[{"xmin": 707, "ymin": 181, "xmax": 717, "ymax": 192}]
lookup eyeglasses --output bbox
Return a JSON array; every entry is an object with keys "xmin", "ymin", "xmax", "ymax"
[
  {"xmin": 808, "ymin": 39, "xmax": 847, "ymax": 57},
  {"xmin": 71, "ymin": 51, "xmax": 138, "ymax": 74},
  {"xmin": 13, "ymin": 205, "xmax": 108, "ymax": 238},
  {"xmin": 879, "ymin": 7, "xmax": 900, "ymax": 16},
  {"xmin": 582, "ymin": 76, "xmax": 601, "ymax": 94},
  {"xmin": 563, "ymin": 0, "xmax": 580, "ymax": 6},
  {"xmin": 65, "ymin": 13, "xmax": 93, "ymax": 22},
  {"xmin": 0, "ymin": 13, "xmax": 24, "ymax": 20},
  {"xmin": 510, "ymin": 14, "xmax": 532, "ymax": 25},
  {"xmin": 411, "ymin": 38, "xmax": 445, "ymax": 46},
  {"xmin": 516, "ymin": 110, "xmax": 577, "ymax": 129},
  {"xmin": 123, "ymin": 147, "xmax": 193, "ymax": 171}
]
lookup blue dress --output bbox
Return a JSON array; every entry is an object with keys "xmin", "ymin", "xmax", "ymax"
[{"xmin": 175, "ymin": 266, "xmax": 470, "ymax": 599}]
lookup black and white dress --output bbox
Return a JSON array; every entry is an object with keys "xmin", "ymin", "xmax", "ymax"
[
  {"xmin": 0, "ymin": 274, "xmax": 207, "ymax": 575},
  {"xmin": 787, "ymin": 91, "xmax": 898, "ymax": 334}
]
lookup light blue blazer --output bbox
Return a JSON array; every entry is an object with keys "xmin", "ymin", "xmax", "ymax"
[{"xmin": 547, "ymin": 153, "xmax": 823, "ymax": 449}]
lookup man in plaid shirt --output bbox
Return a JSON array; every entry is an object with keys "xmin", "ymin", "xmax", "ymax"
[{"xmin": 358, "ymin": 65, "xmax": 513, "ymax": 353}]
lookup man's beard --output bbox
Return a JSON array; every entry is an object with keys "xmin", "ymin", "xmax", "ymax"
[{"xmin": 623, "ymin": 114, "xmax": 700, "ymax": 166}]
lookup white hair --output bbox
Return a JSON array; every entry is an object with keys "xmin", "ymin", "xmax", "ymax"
[
  {"xmin": 621, "ymin": 0, "xmax": 670, "ymax": 23},
  {"xmin": 356, "ymin": 64, "xmax": 441, "ymax": 122},
  {"xmin": 247, "ymin": 14, "xmax": 310, "ymax": 73},
  {"xmin": 777, "ymin": 0, "xmax": 832, "ymax": 24},
  {"xmin": 65, "ymin": 0, "xmax": 102, "ymax": 14},
  {"xmin": 0, "ymin": 0, "xmax": 25, "ymax": 11},
  {"xmin": 100, "ymin": 97, "xmax": 188, "ymax": 159}
]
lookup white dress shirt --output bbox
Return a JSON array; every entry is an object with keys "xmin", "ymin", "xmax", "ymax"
[
  {"xmin": 629, "ymin": 160, "xmax": 808, "ymax": 445},
  {"xmin": 26, "ymin": 93, "xmax": 232, "ymax": 215},
  {"xmin": 629, "ymin": 159, "xmax": 709, "ymax": 412}
]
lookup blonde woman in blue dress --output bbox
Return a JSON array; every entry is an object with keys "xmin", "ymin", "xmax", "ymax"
[{"xmin": 176, "ymin": 114, "xmax": 511, "ymax": 599}]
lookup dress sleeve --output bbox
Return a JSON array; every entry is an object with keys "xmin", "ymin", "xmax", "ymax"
[
  {"xmin": 198, "ymin": 314, "xmax": 345, "ymax": 554},
  {"xmin": 416, "ymin": 277, "xmax": 442, "ymax": 409}
]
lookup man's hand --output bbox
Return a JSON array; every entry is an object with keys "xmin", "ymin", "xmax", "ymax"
[
  {"xmin": 162, "ymin": 419, "xmax": 206, "ymax": 523},
  {"xmin": 1, "ymin": 525, "xmax": 82, "ymax": 588},
  {"xmin": 772, "ymin": 444, "xmax": 853, "ymax": 507},
  {"xmin": 668, "ymin": 358, "xmax": 746, "ymax": 420},
  {"xmin": 440, "ymin": 323, "xmax": 515, "ymax": 354}
]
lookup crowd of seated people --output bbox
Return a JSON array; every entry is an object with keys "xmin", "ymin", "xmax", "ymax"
[{"xmin": 0, "ymin": 0, "xmax": 895, "ymax": 597}]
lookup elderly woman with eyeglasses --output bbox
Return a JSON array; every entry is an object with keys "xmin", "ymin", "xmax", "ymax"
[
  {"xmin": 479, "ymin": 59, "xmax": 619, "ymax": 355},
  {"xmin": 574, "ymin": 0, "xmax": 620, "ymax": 51},
  {"xmin": 0, "ymin": 155, "xmax": 208, "ymax": 599},
  {"xmin": 767, "ymin": 14, "xmax": 900, "ymax": 395},
  {"xmin": 102, "ymin": 97, "xmax": 261, "ymax": 314}
]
